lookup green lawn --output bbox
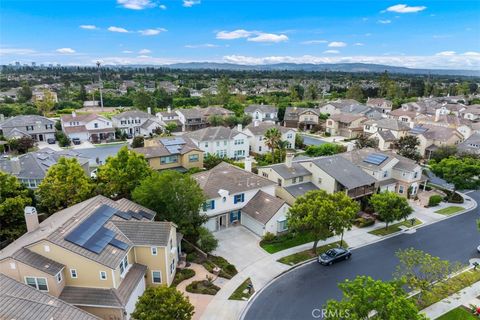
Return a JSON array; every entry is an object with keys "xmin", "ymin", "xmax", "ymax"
[
  {"xmin": 229, "ymin": 278, "xmax": 254, "ymax": 300},
  {"xmin": 435, "ymin": 206, "xmax": 464, "ymax": 215},
  {"xmin": 260, "ymin": 233, "xmax": 316, "ymax": 254},
  {"xmin": 277, "ymin": 241, "xmax": 347, "ymax": 266},
  {"xmin": 368, "ymin": 218, "xmax": 422, "ymax": 236},
  {"xmin": 436, "ymin": 307, "xmax": 477, "ymax": 320}
]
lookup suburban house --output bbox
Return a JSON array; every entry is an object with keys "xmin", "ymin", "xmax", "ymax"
[
  {"xmin": 111, "ymin": 110, "xmax": 163, "ymax": 137},
  {"xmin": 183, "ymin": 125, "xmax": 250, "ymax": 159},
  {"xmin": 134, "ymin": 136, "xmax": 203, "ymax": 172},
  {"xmin": 0, "ymin": 115, "xmax": 55, "ymax": 141},
  {"xmin": 317, "ymin": 99, "xmax": 361, "ymax": 115},
  {"xmin": 363, "ymin": 118, "xmax": 411, "ymax": 138},
  {"xmin": 243, "ymin": 122, "xmax": 296, "ymax": 154},
  {"xmin": 0, "ymin": 195, "xmax": 179, "ymax": 320},
  {"xmin": 61, "ymin": 112, "xmax": 115, "ymax": 143},
  {"xmin": 409, "ymin": 125, "xmax": 464, "ymax": 158},
  {"xmin": 325, "ymin": 113, "xmax": 366, "ymax": 138},
  {"xmin": 258, "ymin": 153, "xmax": 377, "ymax": 205},
  {"xmin": 244, "ymin": 104, "xmax": 278, "ymax": 123},
  {"xmin": 0, "ymin": 149, "xmax": 90, "ymax": 189},
  {"xmin": 388, "ymin": 108, "xmax": 417, "ymax": 125},
  {"xmin": 340, "ymin": 148, "xmax": 424, "ymax": 196},
  {"xmin": 175, "ymin": 107, "xmax": 234, "ymax": 131},
  {"xmin": 462, "ymin": 104, "xmax": 480, "ymax": 121},
  {"xmin": 366, "ymin": 97, "xmax": 393, "ymax": 114},
  {"xmin": 283, "ymin": 107, "xmax": 320, "ymax": 130},
  {"xmin": 156, "ymin": 107, "xmax": 182, "ymax": 132},
  {"xmin": 0, "ymin": 273, "xmax": 100, "ymax": 320},
  {"xmin": 32, "ymin": 88, "xmax": 58, "ymax": 103},
  {"xmin": 458, "ymin": 133, "xmax": 480, "ymax": 155},
  {"xmin": 339, "ymin": 104, "xmax": 383, "ymax": 120},
  {"xmin": 191, "ymin": 162, "xmax": 289, "ymax": 236}
]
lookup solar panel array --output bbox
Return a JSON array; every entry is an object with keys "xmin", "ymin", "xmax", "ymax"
[
  {"xmin": 363, "ymin": 153, "xmax": 388, "ymax": 165},
  {"xmin": 161, "ymin": 137, "xmax": 185, "ymax": 146},
  {"xmin": 165, "ymin": 145, "xmax": 182, "ymax": 154},
  {"xmin": 410, "ymin": 126, "xmax": 428, "ymax": 134},
  {"xmin": 64, "ymin": 204, "xmax": 150, "ymax": 254}
]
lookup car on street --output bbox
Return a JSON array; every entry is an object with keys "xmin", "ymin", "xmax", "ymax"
[
  {"xmin": 47, "ymin": 138, "xmax": 56, "ymax": 144},
  {"xmin": 318, "ymin": 247, "xmax": 351, "ymax": 266},
  {"xmin": 72, "ymin": 138, "xmax": 81, "ymax": 145}
]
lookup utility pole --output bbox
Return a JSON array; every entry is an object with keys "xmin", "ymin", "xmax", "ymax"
[{"xmin": 96, "ymin": 61, "xmax": 104, "ymax": 110}]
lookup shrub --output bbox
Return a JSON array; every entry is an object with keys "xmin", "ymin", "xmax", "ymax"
[
  {"xmin": 131, "ymin": 136, "xmax": 144, "ymax": 148},
  {"xmin": 171, "ymin": 268, "xmax": 196, "ymax": 287},
  {"xmin": 262, "ymin": 232, "xmax": 276, "ymax": 243},
  {"xmin": 186, "ymin": 280, "xmax": 220, "ymax": 295},
  {"xmin": 428, "ymin": 195, "xmax": 443, "ymax": 207},
  {"xmin": 55, "ymin": 131, "xmax": 70, "ymax": 147},
  {"xmin": 196, "ymin": 227, "xmax": 218, "ymax": 254},
  {"xmin": 355, "ymin": 217, "xmax": 375, "ymax": 228}
]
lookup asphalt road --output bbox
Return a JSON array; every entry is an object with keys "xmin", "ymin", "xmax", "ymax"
[
  {"xmin": 300, "ymin": 135, "xmax": 328, "ymax": 146},
  {"xmin": 244, "ymin": 191, "xmax": 480, "ymax": 320}
]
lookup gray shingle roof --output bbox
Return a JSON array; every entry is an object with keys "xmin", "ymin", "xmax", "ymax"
[
  {"xmin": 365, "ymin": 118, "xmax": 411, "ymax": 131},
  {"xmin": 242, "ymin": 191, "xmax": 286, "ymax": 224},
  {"xmin": 0, "ymin": 274, "xmax": 99, "ymax": 320},
  {"xmin": 134, "ymin": 136, "xmax": 201, "ymax": 158},
  {"xmin": 245, "ymin": 104, "xmax": 278, "ymax": 113},
  {"xmin": 311, "ymin": 155, "xmax": 376, "ymax": 189},
  {"xmin": 283, "ymin": 107, "xmax": 319, "ymax": 121},
  {"xmin": 376, "ymin": 130, "xmax": 397, "ymax": 142},
  {"xmin": 284, "ymin": 182, "xmax": 319, "ymax": 198},
  {"xmin": 340, "ymin": 147, "xmax": 394, "ymax": 170},
  {"xmin": 111, "ymin": 110, "xmax": 155, "ymax": 120},
  {"xmin": 261, "ymin": 162, "xmax": 311, "ymax": 179},
  {"xmin": 183, "ymin": 126, "xmax": 244, "ymax": 142},
  {"xmin": 245, "ymin": 122, "xmax": 294, "ymax": 136},
  {"xmin": 192, "ymin": 162, "xmax": 275, "ymax": 199},
  {"xmin": 112, "ymin": 221, "xmax": 173, "ymax": 246},
  {"xmin": 12, "ymin": 248, "xmax": 64, "ymax": 276},
  {"xmin": 0, "ymin": 115, "xmax": 55, "ymax": 138}
]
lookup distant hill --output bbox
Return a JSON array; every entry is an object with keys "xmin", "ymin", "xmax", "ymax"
[{"xmin": 163, "ymin": 62, "xmax": 479, "ymax": 77}]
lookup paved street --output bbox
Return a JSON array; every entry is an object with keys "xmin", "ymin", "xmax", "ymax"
[
  {"xmin": 244, "ymin": 191, "xmax": 480, "ymax": 320},
  {"xmin": 300, "ymin": 134, "xmax": 328, "ymax": 146}
]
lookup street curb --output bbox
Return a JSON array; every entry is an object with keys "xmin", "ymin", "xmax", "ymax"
[{"xmin": 239, "ymin": 193, "xmax": 477, "ymax": 320}]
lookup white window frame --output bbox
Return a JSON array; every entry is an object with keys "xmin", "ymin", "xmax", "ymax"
[
  {"xmin": 70, "ymin": 269, "xmax": 77, "ymax": 278},
  {"xmin": 44, "ymin": 245, "xmax": 50, "ymax": 252},
  {"xmin": 25, "ymin": 276, "xmax": 49, "ymax": 292},
  {"xmin": 152, "ymin": 270, "xmax": 162, "ymax": 284},
  {"xmin": 56, "ymin": 272, "xmax": 62, "ymax": 283},
  {"xmin": 151, "ymin": 247, "xmax": 158, "ymax": 256},
  {"xmin": 9, "ymin": 262, "xmax": 16, "ymax": 269},
  {"xmin": 99, "ymin": 271, "xmax": 107, "ymax": 280}
]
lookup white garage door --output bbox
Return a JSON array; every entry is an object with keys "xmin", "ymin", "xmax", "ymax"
[
  {"xmin": 124, "ymin": 277, "xmax": 146, "ymax": 319},
  {"xmin": 241, "ymin": 213, "xmax": 264, "ymax": 236}
]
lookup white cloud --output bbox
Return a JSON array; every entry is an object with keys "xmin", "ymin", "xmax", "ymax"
[
  {"xmin": 386, "ymin": 4, "xmax": 427, "ymax": 13},
  {"xmin": 185, "ymin": 43, "xmax": 219, "ymax": 48},
  {"xmin": 117, "ymin": 0, "xmax": 156, "ymax": 10},
  {"xmin": 354, "ymin": 42, "xmax": 365, "ymax": 46},
  {"xmin": 436, "ymin": 51, "xmax": 456, "ymax": 56},
  {"xmin": 137, "ymin": 55, "xmax": 151, "ymax": 58},
  {"xmin": 328, "ymin": 41, "xmax": 347, "ymax": 48},
  {"xmin": 122, "ymin": 50, "xmax": 134, "ymax": 53},
  {"xmin": 159, "ymin": 4, "xmax": 167, "ymax": 9},
  {"xmin": 323, "ymin": 50, "xmax": 340, "ymax": 54},
  {"xmin": 0, "ymin": 48, "xmax": 36, "ymax": 55},
  {"xmin": 247, "ymin": 33, "xmax": 288, "ymax": 43},
  {"xmin": 183, "ymin": 0, "xmax": 200, "ymax": 7},
  {"xmin": 463, "ymin": 51, "xmax": 480, "ymax": 56},
  {"xmin": 108, "ymin": 26, "xmax": 129, "ymax": 33},
  {"xmin": 56, "ymin": 48, "xmax": 76, "ymax": 54},
  {"xmin": 216, "ymin": 29, "xmax": 254, "ymax": 40},
  {"xmin": 139, "ymin": 28, "xmax": 167, "ymax": 36},
  {"xmin": 378, "ymin": 19, "xmax": 392, "ymax": 24},
  {"xmin": 80, "ymin": 25, "xmax": 97, "ymax": 30},
  {"xmin": 138, "ymin": 49, "xmax": 152, "ymax": 54},
  {"xmin": 301, "ymin": 40, "xmax": 328, "ymax": 45}
]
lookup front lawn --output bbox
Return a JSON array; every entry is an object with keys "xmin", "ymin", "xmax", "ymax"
[
  {"xmin": 368, "ymin": 218, "xmax": 422, "ymax": 236},
  {"xmin": 435, "ymin": 206, "xmax": 464, "ymax": 216},
  {"xmin": 277, "ymin": 241, "xmax": 347, "ymax": 266},
  {"xmin": 436, "ymin": 307, "xmax": 477, "ymax": 320},
  {"xmin": 186, "ymin": 251, "xmax": 238, "ymax": 279},
  {"xmin": 171, "ymin": 268, "xmax": 195, "ymax": 287},
  {"xmin": 260, "ymin": 232, "xmax": 316, "ymax": 254},
  {"xmin": 186, "ymin": 280, "xmax": 220, "ymax": 295},
  {"xmin": 229, "ymin": 278, "xmax": 254, "ymax": 301}
]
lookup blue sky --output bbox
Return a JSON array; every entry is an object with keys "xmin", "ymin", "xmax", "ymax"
[{"xmin": 1, "ymin": 0, "xmax": 479, "ymax": 69}]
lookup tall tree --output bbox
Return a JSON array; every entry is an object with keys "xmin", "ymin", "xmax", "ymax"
[
  {"xmin": 131, "ymin": 286, "xmax": 194, "ymax": 320},
  {"xmin": 324, "ymin": 276, "xmax": 426, "ymax": 320},
  {"xmin": 17, "ymin": 83, "xmax": 33, "ymax": 102},
  {"xmin": 217, "ymin": 76, "xmax": 231, "ymax": 106},
  {"xmin": 154, "ymin": 88, "xmax": 173, "ymax": 107},
  {"xmin": 304, "ymin": 84, "xmax": 318, "ymax": 101},
  {"xmin": 78, "ymin": 84, "xmax": 87, "ymax": 102},
  {"xmin": 394, "ymin": 135, "xmax": 421, "ymax": 161},
  {"xmin": 133, "ymin": 90, "xmax": 155, "ymax": 111},
  {"xmin": 305, "ymin": 143, "xmax": 345, "ymax": 157},
  {"xmin": 354, "ymin": 133, "xmax": 378, "ymax": 149},
  {"xmin": 96, "ymin": 147, "xmax": 152, "ymax": 199},
  {"xmin": 36, "ymin": 157, "xmax": 94, "ymax": 215},
  {"xmin": 289, "ymin": 84, "xmax": 304, "ymax": 101},
  {"xmin": 346, "ymin": 83, "xmax": 364, "ymax": 101},
  {"xmin": 0, "ymin": 172, "xmax": 33, "ymax": 242},
  {"xmin": 132, "ymin": 170, "xmax": 207, "ymax": 239},
  {"xmin": 370, "ymin": 192, "xmax": 413, "ymax": 230},
  {"xmin": 35, "ymin": 90, "xmax": 55, "ymax": 116},
  {"xmin": 264, "ymin": 127, "xmax": 282, "ymax": 163},
  {"xmin": 430, "ymin": 156, "xmax": 480, "ymax": 191},
  {"xmin": 329, "ymin": 191, "xmax": 360, "ymax": 246},
  {"xmin": 378, "ymin": 70, "xmax": 391, "ymax": 97}
]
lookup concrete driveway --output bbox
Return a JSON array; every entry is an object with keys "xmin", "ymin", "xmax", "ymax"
[{"xmin": 212, "ymin": 227, "xmax": 269, "ymax": 271}]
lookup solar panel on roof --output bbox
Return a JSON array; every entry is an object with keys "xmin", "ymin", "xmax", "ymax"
[
  {"xmin": 114, "ymin": 210, "xmax": 132, "ymax": 220},
  {"xmin": 110, "ymin": 238, "xmax": 129, "ymax": 250},
  {"xmin": 82, "ymin": 227, "xmax": 115, "ymax": 254},
  {"xmin": 363, "ymin": 153, "xmax": 388, "ymax": 165},
  {"xmin": 139, "ymin": 210, "xmax": 154, "ymax": 220},
  {"xmin": 129, "ymin": 210, "xmax": 143, "ymax": 220},
  {"xmin": 410, "ymin": 126, "xmax": 428, "ymax": 134},
  {"xmin": 161, "ymin": 137, "xmax": 185, "ymax": 146},
  {"xmin": 165, "ymin": 145, "xmax": 181, "ymax": 154}
]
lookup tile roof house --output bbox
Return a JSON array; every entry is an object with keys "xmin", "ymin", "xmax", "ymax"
[
  {"xmin": 458, "ymin": 133, "xmax": 480, "ymax": 155},
  {"xmin": 175, "ymin": 106, "xmax": 234, "ymax": 131},
  {"xmin": 243, "ymin": 122, "xmax": 296, "ymax": 155},
  {"xmin": 191, "ymin": 162, "xmax": 289, "ymax": 236},
  {"xmin": 0, "ymin": 195, "xmax": 178, "ymax": 320},
  {"xmin": 111, "ymin": 110, "xmax": 164, "ymax": 138},
  {"xmin": 156, "ymin": 106, "xmax": 182, "ymax": 132},
  {"xmin": 244, "ymin": 104, "xmax": 278, "ymax": 123},
  {"xmin": 317, "ymin": 99, "xmax": 361, "ymax": 116},
  {"xmin": 0, "ymin": 149, "xmax": 90, "ymax": 189},
  {"xmin": 325, "ymin": 113, "xmax": 367, "ymax": 138},
  {"xmin": 366, "ymin": 98, "xmax": 393, "ymax": 114},
  {"xmin": 408, "ymin": 125, "xmax": 464, "ymax": 158},
  {"xmin": 61, "ymin": 112, "xmax": 115, "ymax": 143},
  {"xmin": 0, "ymin": 115, "xmax": 55, "ymax": 141},
  {"xmin": 462, "ymin": 104, "xmax": 480, "ymax": 121},
  {"xmin": 135, "ymin": 136, "xmax": 203, "ymax": 172},
  {"xmin": 283, "ymin": 107, "xmax": 320, "ymax": 130},
  {"xmin": 363, "ymin": 118, "xmax": 411, "ymax": 150}
]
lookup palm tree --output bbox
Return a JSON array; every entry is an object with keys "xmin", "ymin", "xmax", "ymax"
[
  {"xmin": 264, "ymin": 127, "xmax": 281, "ymax": 163},
  {"xmin": 277, "ymin": 140, "xmax": 290, "ymax": 162}
]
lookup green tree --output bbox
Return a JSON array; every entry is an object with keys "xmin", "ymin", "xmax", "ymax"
[
  {"xmin": 0, "ymin": 172, "xmax": 33, "ymax": 242},
  {"xmin": 133, "ymin": 90, "xmax": 155, "ymax": 111},
  {"xmin": 96, "ymin": 147, "xmax": 152, "ymax": 199},
  {"xmin": 394, "ymin": 135, "xmax": 421, "ymax": 161},
  {"xmin": 164, "ymin": 122, "xmax": 177, "ymax": 134},
  {"xmin": 175, "ymin": 87, "xmax": 191, "ymax": 98},
  {"xmin": 354, "ymin": 133, "xmax": 378, "ymax": 149},
  {"xmin": 329, "ymin": 191, "xmax": 360, "ymax": 246},
  {"xmin": 36, "ymin": 157, "xmax": 94, "ymax": 215},
  {"xmin": 324, "ymin": 276, "xmax": 426, "ymax": 320},
  {"xmin": 208, "ymin": 114, "xmax": 224, "ymax": 127},
  {"xmin": 289, "ymin": 84, "xmax": 304, "ymax": 101},
  {"xmin": 430, "ymin": 156, "xmax": 480, "ymax": 191},
  {"xmin": 217, "ymin": 76, "xmax": 231, "ymax": 106},
  {"xmin": 131, "ymin": 286, "xmax": 194, "ymax": 320},
  {"xmin": 378, "ymin": 71, "xmax": 391, "ymax": 97},
  {"xmin": 35, "ymin": 90, "xmax": 56, "ymax": 116},
  {"xmin": 131, "ymin": 136, "xmax": 144, "ymax": 148},
  {"xmin": 264, "ymin": 127, "xmax": 282, "ymax": 163},
  {"xmin": 346, "ymin": 84, "xmax": 364, "ymax": 101},
  {"xmin": 78, "ymin": 84, "xmax": 87, "ymax": 102},
  {"xmin": 8, "ymin": 136, "xmax": 35, "ymax": 154},
  {"xmin": 132, "ymin": 170, "xmax": 207, "ymax": 239},
  {"xmin": 430, "ymin": 145, "xmax": 457, "ymax": 163},
  {"xmin": 304, "ymin": 84, "xmax": 318, "ymax": 101},
  {"xmin": 17, "ymin": 83, "xmax": 33, "ymax": 102},
  {"xmin": 154, "ymin": 88, "xmax": 173, "ymax": 107},
  {"xmin": 370, "ymin": 192, "xmax": 413, "ymax": 230},
  {"xmin": 305, "ymin": 143, "xmax": 345, "ymax": 157},
  {"xmin": 295, "ymin": 134, "xmax": 305, "ymax": 149},
  {"xmin": 203, "ymin": 154, "xmax": 233, "ymax": 170},
  {"xmin": 196, "ymin": 226, "xmax": 218, "ymax": 254}
]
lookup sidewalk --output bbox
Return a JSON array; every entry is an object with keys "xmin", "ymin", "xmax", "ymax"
[{"xmin": 200, "ymin": 192, "xmax": 476, "ymax": 320}]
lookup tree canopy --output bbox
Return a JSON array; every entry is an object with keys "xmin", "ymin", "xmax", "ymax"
[
  {"xmin": 430, "ymin": 156, "xmax": 480, "ymax": 191},
  {"xmin": 305, "ymin": 143, "xmax": 345, "ymax": 157},
  {"xmin": 394, "ymin": 136, "xmax": 421, "ymax": 161},
  {"xmin": 369, "ymin": 192, "xmax": 413, "ymax": 229}
]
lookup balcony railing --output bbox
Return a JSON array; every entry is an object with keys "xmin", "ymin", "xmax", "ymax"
[{"xmin": 347, "ymin": 185, "xmax": 376, "ymax": 199}]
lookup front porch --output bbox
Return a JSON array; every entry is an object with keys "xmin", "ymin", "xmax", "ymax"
[{"xmin": 210, "ymin": 210, "xmax": 242, "ymax": 231}]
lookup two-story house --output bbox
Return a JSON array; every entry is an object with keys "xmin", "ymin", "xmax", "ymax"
[
  {"xmin": 0, "ymin": 115, "xmax": 55, "ymax": 141},
  {"xmin": 317, "ymin": 99, "xmax": 361, "ymax": 116},
  {"xmin": 244, "ymin": 104, "xmax": 278, "ymax": 123},
  {"xmin": 363, "ymin": 118, "xmax": 411, "ymax": 150},
  {"xmin": 61, "ymin": 112, "xmax": 115, "ymax": 143},
  {"xmin": 191, "ymin": 162, "xmax": 289, "ymax": 236},
  {"xmin": 325, "ymin": 113, "xmax": 366, "ymax": 138},
  {"xmin": 156, "ymin": 107, "xmax": 182, "ymax": 132},
  {"xmin": 175, "ymin": 107, "xmax": 234, "ymax": 132},
  {"xmin": 0, "ymin": 195, "xmax": 179, "ymax": 320},
  {"xmin": 366, "ymin": 98, "xmax": 393, "ymax": 114},
  {"xmin": 111, "ymin": 110, "xmax": 163, "ymax": 137},
  {"xmin": 408, "ymin": 125, "xmax": 464, "ymax": 158},
  {"xmin": 458, "ymin": 133, "xmax": 480, "ymax": 155},
  {"xmin": 462, "ymin": 104, "xmax": 480, "ymax": 121},
  {"xmin": 184, "ymin": 125, "xmax": 250, "ymax": 159},
  {"xmin": 283, "ymin": 107, "xmax": 320, "ymax": 130},
  {"xmin": 134, "ymin": 136, "xmax": 203, "ymax": 171},
  {"xmin": 244, "ymin": 122, "xmax": 296, "ymax": 155}
]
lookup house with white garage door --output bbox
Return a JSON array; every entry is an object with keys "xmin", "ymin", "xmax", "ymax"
[{"xmin": 191, "ymin": 161, "xmax": 289, "ymax": 236}]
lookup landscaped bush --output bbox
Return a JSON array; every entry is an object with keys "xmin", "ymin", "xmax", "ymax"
[
  {"xmin": 354, "ymin": 217, "xmax": 375, "ymax": 228},
  {"xmin": 196, "ymin": 227, "xmax": 218, "ymax": 254},
  {"xmin": 202, "ymin": 255, "xmax": 238, "ymax": 279},
  {"xmin": 428, "ymin": 195, "xmax": 443, "ymax": 207},
  {"xmin": 171, "ymin": 268, "xmax": 196, "ymax": 287},
  {"xmin": 186, "ymin": 280, "xmax": 220, "ymax": 295},
  {"xmin": 262, "ymin": 232, "xmax": 276, "ymax": 243}
]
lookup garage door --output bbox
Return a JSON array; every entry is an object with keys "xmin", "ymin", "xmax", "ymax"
[
  {"xmin": 124, "ymin": 276, "xmax": 146, "ymax": 319},
  {"xmin": 241, "ymin": 213, "xmax": 264, "ymax": 236}
]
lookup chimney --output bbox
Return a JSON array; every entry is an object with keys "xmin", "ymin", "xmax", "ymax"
[
  {"xmin": 72, "ymin": 111, "xmax": 76, "ymax": 118},
  {"xmin": 167, "ymin": 106, "xmax": 172, "ymax": 113},
  {"xmin": 24, "ymin": 206, "xmax": 39, "ymax": 233},
  {"xmin": 253, "ymin": 120, "xmax": 260, "ymax": 127},
  {"xmin": 147, "ymin": 107, "xmax": 151, "ymax": 115},
  {"xmin": 11, "ymin": 157, "xmax": 21, "ymax": 175},
  {"xmin": 244, "ymin": 156, "xmax": 252, "ymax": 172},
  {"xmin": 237, "ymin": 124, "xmax": 242, "ymax": 132},
  {"xmin": 0, "ymin": 114, "xmax": 4, "ymax": 122},
  {"xmin": 285, "ymin": 152, "xmax": 294, "ymax": 168}
]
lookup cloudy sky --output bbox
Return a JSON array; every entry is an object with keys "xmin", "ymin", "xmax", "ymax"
[{"xmin": 0, "ymin": 0, "xmax": 479, "ymax": 69}]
